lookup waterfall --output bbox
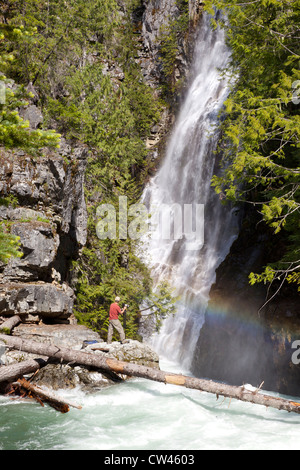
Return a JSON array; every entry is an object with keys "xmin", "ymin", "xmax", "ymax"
[{"xmin": 141, "ymin": 14, "xmax": 239, "ymax": 371}]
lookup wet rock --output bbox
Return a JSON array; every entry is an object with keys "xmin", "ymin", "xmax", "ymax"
[
  {"xmin": 2, "ymin": 323, "xmax": 160, "ymax": 390},
  {"xmin": 192, "ymin": 206, "xmax": 300, "ymax": 396}
]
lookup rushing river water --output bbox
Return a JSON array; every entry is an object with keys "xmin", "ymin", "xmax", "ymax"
[{"xmin": 1, "ymin": 358, "xmax": 300, "ymax": 451}]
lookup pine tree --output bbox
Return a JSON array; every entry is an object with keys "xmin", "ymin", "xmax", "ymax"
[{"xmin": 205, "ymin": 0, "xmax": 300, "ymax": 292}]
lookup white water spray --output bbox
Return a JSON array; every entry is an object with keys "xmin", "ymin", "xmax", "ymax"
[{"xmin": 141, "ymin": 14, "xmax": 239, "ymax": 370}]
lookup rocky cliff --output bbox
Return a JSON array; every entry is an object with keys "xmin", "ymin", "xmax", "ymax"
[{"xmin": 0, "ymin": 138, "xmax": 87, "ymax": 324}]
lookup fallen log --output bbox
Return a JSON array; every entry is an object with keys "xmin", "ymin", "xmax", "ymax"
[
  {"xmin": 0, "ymin": 358, "xmax": 45, "ymax": 384},
  {"xmin": 11, "ymin": 378, "xmax": 82, "ymax": 413},
  {"xmin": 1, "ymin": 333, "xmax": 300, "ymax": 415},
  {"xmin": 0, "ymin": 315, "xmax": 21, "ymax": 335}
]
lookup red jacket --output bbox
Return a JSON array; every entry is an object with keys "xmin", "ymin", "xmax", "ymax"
[{"xmin": 109, "ymin": 302, "xmax": 121, "ymax": 320}]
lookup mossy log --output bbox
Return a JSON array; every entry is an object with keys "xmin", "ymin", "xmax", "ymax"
[
  {"xmin": 0, "ymin": 315, "xmax": 21, "ymax": 335},
  {"xmin": 1, "ymin": 333, "xmax": 300, "ymax": 415}
]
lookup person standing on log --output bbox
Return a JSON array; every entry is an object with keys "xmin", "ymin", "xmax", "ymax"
[{"xmin": 107, "ymin": 296, "xmax": 127, "ymax": 344}]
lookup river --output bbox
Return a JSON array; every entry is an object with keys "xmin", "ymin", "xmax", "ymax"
[{"xmin": 1, "ymin": 358, "xmax": 300, "ymax": 451}]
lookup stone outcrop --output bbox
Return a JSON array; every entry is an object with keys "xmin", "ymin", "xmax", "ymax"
[
  {"xmin": 0, "ymin": 283, "xmax": 74, "ymax": 319},
  {"xmin": 129, "ymin": 0, "xmax": 204, "ymax": 165},
  {"xmin": 136, "ymin": 0, "xmax": 203, "ymax": 91},
  {"xmin": 0, "ymin": 140, "xmax": 87, "ymax": 323}
]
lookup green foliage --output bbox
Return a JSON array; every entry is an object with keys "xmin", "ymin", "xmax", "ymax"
[
  {"xmin": 0, "ymin": 24, "xmax": 60, "ymax": 151},
  {"xmin": 2, "ymin": 0, "xmax": 119, "ymax": 84},
  {"xmin": 73, "ymin": 182, "xmax": 178, "ymax": 339},
  {"xmin": 0, "ymin": 224, "xmax": 22, "ymax": 263},
  {"xmin": 205, "ymin": 0, "xmax": 300, "ymax": 291}
]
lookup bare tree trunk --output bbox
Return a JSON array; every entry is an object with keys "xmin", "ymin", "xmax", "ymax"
[{"xmin": 1, "ymin": 333, "xmax": 300, "ymax": 415}]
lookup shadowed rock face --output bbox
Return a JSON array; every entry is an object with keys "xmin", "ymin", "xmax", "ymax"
[
  {"xmin": 191, "ymin": 207, "xmax": 300, "ymax": 396},
  {"xmin": 0, "ymin": 142, "xmax": 87, "ymax": 322}
]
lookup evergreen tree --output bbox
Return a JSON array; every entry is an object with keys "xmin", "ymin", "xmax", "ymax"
[{"xmin": 205, "ymin": 0, "xmax": 300, "ymax": 292}]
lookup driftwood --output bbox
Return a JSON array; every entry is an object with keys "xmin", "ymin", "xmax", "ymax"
[
  {"xmin": 1, "ymin": 333, "xmax": 300, "ymax": 415},
  {"xmin": 0, "ymin": 358, "xmax": 45, "ymax": 384},
  {"xmin": 0, "ymin": 315, "xmax": 21, "ymax": 334},
  {"xmin": 9, "ymin": 378, "xmax": 82, "ymax": 413},
  {"xmin": 0, "ymin": 358, "xmax": 82, "ymax": 413}
]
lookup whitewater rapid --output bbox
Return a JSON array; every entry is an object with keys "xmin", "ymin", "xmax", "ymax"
[{"xmin": 1, "ymin": 359, "xmax": 300, "ymax": 450}]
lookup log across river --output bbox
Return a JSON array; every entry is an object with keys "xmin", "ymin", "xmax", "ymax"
[{"xmin": 1, "ymin": 333, "xmax": 300, "ymax": 415}]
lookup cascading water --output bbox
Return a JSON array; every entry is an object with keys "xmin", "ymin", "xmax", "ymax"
[{"xmin": 141, "ymin": 13, "xmax": 240, "ymax": 370}]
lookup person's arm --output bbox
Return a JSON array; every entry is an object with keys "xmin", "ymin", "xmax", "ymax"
[{"xmin": 120, "ymin": 305, "xmax": 127, "ymax": 315}]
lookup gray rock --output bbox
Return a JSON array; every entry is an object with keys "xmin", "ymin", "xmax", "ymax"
[
  {"xmin": 0, "ymin": 340, "xmax": 6, "ymax": 365},
  {"xmin": 85, "ymin": 339, "xmax": 160, "ymax": 369},
  {"xmin": 0, "ymin": 148, "xmax": 87, "ymax": 247},
  {"xmin": 1, "ymin": 222, "xmax": 59, "ymax": 281},
  {"xmin": 2, "ymin": 324, "xmax": 160, "ymax": 391},
  {"xmin": 12, "ymin": 323, "xmax": 101, "ymax": 349},
  {"xmin": 0, "ymin": 144, "xmax": 88, "ymax": 300},
  {"xmin": 0, "ymin": 283, "xmax": 74, "ymax": 319},
  {"xmin": 19, "ymin": 104, "xmax": 43, "ymax": 129}
]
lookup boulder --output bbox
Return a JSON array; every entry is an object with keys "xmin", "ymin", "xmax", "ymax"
[
  {"xmin": 1, "ymin": 221, "xmax": 59, "ymax": 282},
  {"xmin": 0, "ymin": 282, "xmax": 74, "ymax": 319},
  {"xmin": 85, "ymin": 339, "xmax": 160, "ymax": 369},
  {"xmin": 19, "ymin": 104, "xmax": 43, "ymax": 129}
]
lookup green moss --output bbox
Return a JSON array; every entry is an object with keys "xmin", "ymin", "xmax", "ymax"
[{"xmin": 0, "ymin": 327, "xmax": 11, "ymax": 335}]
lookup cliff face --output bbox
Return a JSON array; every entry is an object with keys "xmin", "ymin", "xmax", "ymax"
[
  {"xmin": 0, "ymin": 140, "xmax": 87, "ymax": 323},
  {"xmin": 134, "ymin": 0, "xmax": 204, "ymax": 159},
  {"xmin": 137, "ymin": 0, "xmax": 203, "ymax": 85}
]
